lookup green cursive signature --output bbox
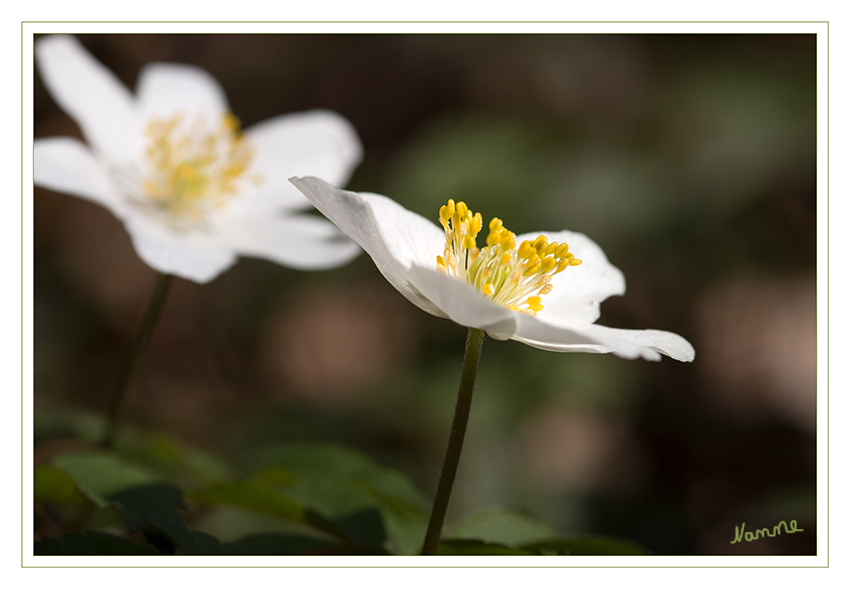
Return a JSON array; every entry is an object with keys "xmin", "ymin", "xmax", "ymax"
[{"xmin": 730, "ymin": 520, "xmax": 804, "ymax": 544}]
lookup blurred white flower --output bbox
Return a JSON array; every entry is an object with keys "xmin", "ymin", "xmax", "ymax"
[
  {"xmin": 291, "ymin": 176, "xmax": 694, "ymax": 361},
  {"xmin": 34, "ymin": 35, "xmax": 363, "ymax": 283}
]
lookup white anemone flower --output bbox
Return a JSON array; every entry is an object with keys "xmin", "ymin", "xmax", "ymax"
[
  {"xmin": 34, "ymin": 35, "xmax": 363, "ymax": 283},
  {"xmin": 290, "ymin": 177, "xmax": 695, "ymax": 362}
]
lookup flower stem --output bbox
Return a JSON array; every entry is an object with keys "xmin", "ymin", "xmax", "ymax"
[
  {"xmin": 101, "ymin": 272, "xmax": 173, "ymax": 449},
  {"xmin": 421, "ymin": 327, "xmax": 486, "ymax": 555}
]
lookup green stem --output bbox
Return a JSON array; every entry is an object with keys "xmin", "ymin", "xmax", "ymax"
[
  {"xmin": 421, "ymin": 327, "xmax": 486, "ymax": 555},
  {"xmin": 101, "ymin": 273, "xmax": 173, "ymax": 449}
]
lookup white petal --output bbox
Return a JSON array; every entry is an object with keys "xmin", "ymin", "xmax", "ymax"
[
  {"xmin": 136, "ymin": 62, "xmax": 228, "ymax": 123},
  {"xmin": 124, "ymin": 218, "xmax": 237, "ymax": 283},
  {"xmin": 216, "ymin": 212, "xmax": 362, "ymax": 270},
  {"xmin": 35, "ymin": 35, "xmax": 140, "ymax": 162},
  {"xmin": 290, "ymin": 177, "xmax": 445, "ymax": 314},
  {"xmin": 407, "ymin": 265, "xmax": 519, "ymax": 339},
  {"xmin": 515, "ymin": 230, "xmax": 626, "ymax": 328},
  {"xmin": 233, "ymin": 110, "xmax": 363, "ymax": 213},
  {"xmin": 34, "ymin": 137, "xmax": 127, "ymax": 217},
  {"xmin": 513, "ymin": 320, "xmax": 695, "ymax": 362}
]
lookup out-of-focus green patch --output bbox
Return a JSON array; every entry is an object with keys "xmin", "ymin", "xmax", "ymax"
[
  {"xmin": 34, "ymin": 531, "xmax": 159, "ymax": 555},
  {"xmin": 243, "ymin": 442, "xmax": 430, "ymax": 555},
  {"xmin": 50, "ymin": 451, "xmax": 160, "ymax": 508},
  {"xmin": 522, "ymin": 536, "xmax": 648, "ymax": 555},
  {"xmin": 383, "ymin": 114, "xmax": 565, "ymax": 231},
  {"xmin": 116, "ymin": 432, "xmax": 232, "ymax": 484},
  {"xmin": 190, "ymin": 479, "xmax": 308, "ymax": 525},
  {"xmin": 34, "ymin": 411, "xmax": 104, "ymax": 444},
  {"xmin": 438, "ymin": 539, "xmax": 534, "ymax": 555},
  {"xmin": 445, "ymin": 506, "xmax": 559, "ymax": 547},
  {"xmin": 34, "ymin": 464, "xmax": 87, "ymax": 506}
]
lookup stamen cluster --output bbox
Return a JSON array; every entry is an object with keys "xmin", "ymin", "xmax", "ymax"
[
  {"xmin": 436, "ymin": 199, "xmax": 581, "ymax": 316},
  {"xmin": 142, "ymin": 112, "xmax": 254, "ymax": 221}
]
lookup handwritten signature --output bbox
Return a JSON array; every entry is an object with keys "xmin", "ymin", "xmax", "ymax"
[{"xmin": 730, "ymin": 520, "xmax": 804, "ymax": 544}]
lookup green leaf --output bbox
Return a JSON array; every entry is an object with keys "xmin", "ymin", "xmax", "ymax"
[
  {"xmin": 51, "ymin": 452, "xmax": 160, "ymax": 508},
  {"xmin": 34, "ymin": 464, "xmax": 86, "ymax": 506},
  {"xmin": 190, "ymin": 479, "xmax": 307, "ymax": 522},
  {"xmin": 335, "ymin": 508, "xmax": 387, "ymax": 547},
  {"xmin": 108, "ymin": 484, "xmax": 195, "ymax": 554},
  {"xmin": 224, "ymin": 533, "xmax": 339, "ymax": 555},
  {"xmin": 446, "ymin": 507, "xmax": 560, "ymax": 547},
  {"xmin": 437, "ymin": 539, "xmax": 533, "ymax": 555},
  {"xmin": 245, "ymin": 443, "xmax": 429, "ymax": 554},
  {"xmin": 117, "ymin": 433, "xmax": 232, "ymax": 483},
  {"xmin": 522, "ymin": 537, "xmax": 649, "ymax": 555},
  {"xmin": 34, "ymin": 531, "xmax": 158, "ymax": 555}
]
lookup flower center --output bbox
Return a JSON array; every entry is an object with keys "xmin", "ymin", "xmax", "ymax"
[
  {"xmin": 141, "ymin": 112, "xmax": 255, "ymax": 222},
  {"xmin": 435, "ymin": 199, "xmax": 582, "ymax": 316}
]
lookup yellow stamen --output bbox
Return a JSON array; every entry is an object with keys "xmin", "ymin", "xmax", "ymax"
[
  {"xmin": 435, "ymin": 199, "xmax": 582, "ymax": 316},
  {"xmin": 141, "ymin": 112, "xmax": 255, "ymax": 222}
]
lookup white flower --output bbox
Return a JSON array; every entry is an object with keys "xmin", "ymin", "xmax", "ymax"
[
  {"xmin": 34, "ymin": 35, "xmax": 363, "ymax": 283},
  {"xmin": 290, "ymin": 177, "xmax": 695, "ymax": 362}
]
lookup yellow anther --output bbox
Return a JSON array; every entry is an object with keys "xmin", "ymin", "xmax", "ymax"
[
  {"xmin": 223, "ymin": 113, "xmax": 241, "ymax": 133},
  {"xmin": 524, "ymin": 262, "xmax": 542, "ymax": 277},
  {"xmin": 569, "ymin": 258, "xmax": 583, "ymax": 266},
  {"xmin": 142, "ymin": 112, "xmax": 254, "ymax": 221},
  {"xmin": 540, "ymin": 257, "xmax": 557, "ymax": 273},
  {"xmin": 433, "ymin": 202, "xmax": 580, "ymax": 317},
  {"xmin": 518, "ymin": 241, "xmax": 535, "ymax": 259}
]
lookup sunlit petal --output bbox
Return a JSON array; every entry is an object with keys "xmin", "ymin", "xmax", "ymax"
[{"xmin": 291, "ymin": 177, "xmax": 445, "ymax": 314}]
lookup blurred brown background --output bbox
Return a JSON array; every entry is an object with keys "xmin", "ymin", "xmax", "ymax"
[{"xmin": 33, "ymin": 33, "xmax": 817, "ymax": 555}]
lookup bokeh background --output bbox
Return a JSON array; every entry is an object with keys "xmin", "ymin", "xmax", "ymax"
[{"xmin": 33, "ymin": 33, "xmax": 817, "ymax": 555}]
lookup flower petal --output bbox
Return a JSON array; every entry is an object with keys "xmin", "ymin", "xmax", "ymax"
[
  {"xmin": 35, "ymin": 35, "xmax": 140, "ymax": 162},
  {"xmin": 513, "ymin": 319, "xmax": 695, "ymax": 362},
  {"xmin": 407, "ymin": 265, "xmax": 519, "ymax": 339},
  {"xmin": 515, "ymin": 230, "xmax": 626, "ymax": 328},
  {"xmin": 233, "ymin": 110, "xmax": 363, "ymax": 213},
  {"xmin": 216, "ymin": 212, "xmax": 362, "ymax": 270},
  {"xmin": 290, "ymin": 177, "xmax": 446, "ymax": 314},
  {"xmin": 34, "ymin": 137, "xmax": 127, "ymax": 217},
  {"xmin": 135, "ymin": 62, "xmax": 228, "ymax": 124},
  {"xmin": 124, "ymin": 218, "xmax": 237, "ymax": 283}
]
